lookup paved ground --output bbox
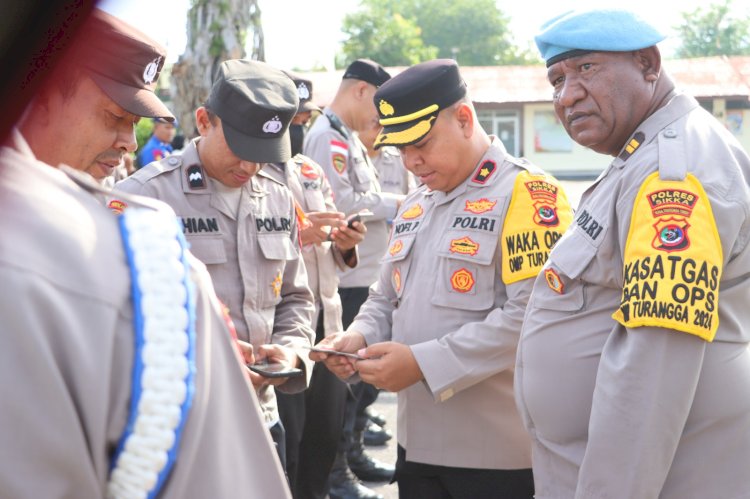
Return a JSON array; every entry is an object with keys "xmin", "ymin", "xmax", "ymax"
[{"xmin": 344, "ymin": 179, "xmax": 595, "ymax": 499}]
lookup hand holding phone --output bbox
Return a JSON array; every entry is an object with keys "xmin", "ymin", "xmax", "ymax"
[
  {"xmin": 309, "ymin": 345, "xmax": 365, "ymax": 360},
  {"xmin": 248, "ymin": 361, "xmax": 303, "ymax": 378},
  {"xmin": 346, "ymin": 210, "xmax": 374, "ymax": 228}
]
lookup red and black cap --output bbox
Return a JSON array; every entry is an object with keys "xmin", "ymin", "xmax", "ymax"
[
  {"xmin": 66, "ymin": 8, "xmax": 174, "ymax": 121},
  {"xmin": 373, "ymin": 59, "xmax": 466, "ymax": 149}
]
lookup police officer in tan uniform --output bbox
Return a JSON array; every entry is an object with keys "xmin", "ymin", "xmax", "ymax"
[
  {"xmin": 268, "ymin": 72, "xmax": 367, "ymax": 499},
  {"xmin": 304, "ymin": 59, "xmax": 399, "ymax": 496},
  {"xmin": 114, "ymin": 59, "xmax": 315, "ymax": 468},
  {"xmin": 515, "ymin": 9, "xmax": 750, "ymax": 498},
  {"xmin": 314, "ymin": 59, "xmax": 574, "ymax": 499},
  {"xmin": 1, "ymin": 7, "xmax": 290, "ymax": 498}
]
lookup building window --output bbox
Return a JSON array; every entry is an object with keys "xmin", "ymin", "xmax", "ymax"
[
  {"xmin": 533, "ymin": 110, "xmax": 573, "ymax": 153},
  {"xmin": 478, "ymin": 110, "xmax": 519, "ymax": 156}
]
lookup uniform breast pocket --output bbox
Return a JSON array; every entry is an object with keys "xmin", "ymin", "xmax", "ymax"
[
  {"xmin": 351, "ymin": 162, "xmax": 374, "ymax": 192},
  {"xmin": 533, "ymin": 229, "xmax": 599, "ymax": 312},
  {"xmin": 187, "ymin": 236, "xmax": 227, "ymax": 265},
  {"xmin": 257, "ymin": 233, "xmax": 299, "ymax": 307},
  {"xmin": 431, "ymin": 230, "xmax": 499, "ymax": 311},
  {"xmin": 382, "ymin": 234, "xmax": 416, "ymax": 300}
]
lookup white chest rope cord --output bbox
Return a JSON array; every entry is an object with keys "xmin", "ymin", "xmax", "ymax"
[{"xmin": 106, "ymin": 208, "xmax": 196, "ymax": 499}]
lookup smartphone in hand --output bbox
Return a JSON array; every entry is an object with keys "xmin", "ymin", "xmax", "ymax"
[
  {"xmin": 346, "ymin": 210, "xmax": 374, "ymax": 228},
  {"xmin": 248, "ymin": 361, "xmax": 303, "ymax": 378},
  {"xmin": 309, "ymin": 345, "xmax": 365, "ymax": 360}
]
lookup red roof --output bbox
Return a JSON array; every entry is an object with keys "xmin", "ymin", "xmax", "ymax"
[{"xmin": 299, "ymin": 56, "xmax": 750, "ymax": 108}]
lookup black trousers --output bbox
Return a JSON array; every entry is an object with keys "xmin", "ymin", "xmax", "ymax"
[
  {"xmin": 277, "ymin": 312, "xmax": 348, "ymax": 499},
  {"xmin": 395, "ymin": 446, "xmax": 534, "ymax": 499},
  {"xmin": 337, "ymin": 287, "xmax": 381, "ymax": 450}
]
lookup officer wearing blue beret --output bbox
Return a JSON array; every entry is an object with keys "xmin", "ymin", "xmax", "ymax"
[{"xmin": 515, "ymin": 8, "xmax": 750, "ymax": 498}]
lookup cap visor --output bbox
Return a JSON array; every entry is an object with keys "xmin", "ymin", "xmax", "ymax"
[
  {"xmin": 299, "ymin": 101, "xmax": 321, "ymax": 113},
  {"xmin": 222, "ymin": 119, "xmax": 292, "ymax": 164},
  {"xmin": 374, "ymin": 113, "xmax": 438, "ymax": 149},
  {"xmin": 89, "ymin": 73, "xmax": 175, "ymax": 122}
]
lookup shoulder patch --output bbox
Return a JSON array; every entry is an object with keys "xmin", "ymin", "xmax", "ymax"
[
  {"xmin": 185, "ymin": 164, "xmax": 206, "ymax": 189},
  {"xmin": 472, "ymin": 160, "xmax": 497, "ymax": 184},
  {"xmin": 501, "ymin": 171, "xmax": 573, "ymax": 284},
  {"xmin": 612, "ymin": 172, "xmax": 722, "ymax": 341}
]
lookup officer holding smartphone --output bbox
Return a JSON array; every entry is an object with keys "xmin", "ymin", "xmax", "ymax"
[{"xmin": 113, "ymin": 60, "xmax": 316, "ymax": 471}]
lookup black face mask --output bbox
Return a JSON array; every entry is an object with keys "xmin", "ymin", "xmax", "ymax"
[{"xmin": 289, "ymin": 124, "xmax": 305, "ymax": 157}]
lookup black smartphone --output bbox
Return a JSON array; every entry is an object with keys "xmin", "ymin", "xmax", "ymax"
[
  {"xmin": 248, "ymin": 361, "xmax": 303, "ymax": 378},
  {"xmin": 346, "ymin": 210, "xmax": 374, "ymax": 228}
]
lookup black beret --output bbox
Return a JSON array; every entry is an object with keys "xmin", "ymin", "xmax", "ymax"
[{"xmin": 342, "ymin": 59, "xmax": 391, "ymax": 87}]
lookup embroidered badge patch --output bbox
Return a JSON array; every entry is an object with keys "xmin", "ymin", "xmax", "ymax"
[
  {"xmin": 471, "ymin": 160, "xmax": 497, "ymax": 184},
  {"xmin": 108, "ymin": 199, "xmax": 128, "ymax": 214},
  {"xmin": 300, "ymin": 162, "xmax": 319, "ymax": 179},
  {"xmin": 271, "ymin": 271, "xmax": 283, "ymax": 298},
  {"xmin": 545, "ymin": 268, "xmax": 564, "ymax": 294},
  {"xmin": 330, "ymin": 140, "xmax": 348, "ymax": 174},
  {"xmin": 612, "ymin": 172, "xmax": 723, "ymax": 341},
  {"xmin": 525, "ymin": 179, "xmax": 562, "ymax": 227},
  {"xmin": 464, "ymin": 198, "xmax": 497, "ymax": 214},
  {"xmin": 449, "ymin": 236, "xmax": 479, "ymax": 256},
  {"xmin": 262, "ymin": 116, "xmax": 283, "ymax": 134},
  {"xmin": 389, "ymin": 239, "xmax": 404, "ymax": 256},
  {"xmin": 393, "ymin": 268, "xmax": 402, "ymax": 293},
  {"xmin": 501, "ymin": 171, "xmax": 573, "ymax": 285},
  {"xmin": 143, "ymin": 56, "xmax": 161, "ymax": 84},
  {"xmin": 450, "ymin": 268, "xmax": 475, "ymax": 293},
  {"xmin": 402, "ymin": 203, "xmax": 423, "ymax": 220},
  {"xmin": 186, "ymin": 164, "xmax": 206, "ymax": 189}
]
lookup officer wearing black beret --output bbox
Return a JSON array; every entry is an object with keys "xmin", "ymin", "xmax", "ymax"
[{"xmin": 313, "ymin": 59, "xmax": 574, "ymax": 499}]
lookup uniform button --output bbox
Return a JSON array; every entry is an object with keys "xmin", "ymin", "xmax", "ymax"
[
  {"xmin": 663, "ymin": 129, "xmax": 677, "ymax": 138},
  {"xmin": 168, "ymin": 156, "xmax": 180, "ymax": 166}
]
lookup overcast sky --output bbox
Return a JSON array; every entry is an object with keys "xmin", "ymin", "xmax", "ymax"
[{"xmin": 99, "ymin": 0, "xmax": 747, "ymax": 70}]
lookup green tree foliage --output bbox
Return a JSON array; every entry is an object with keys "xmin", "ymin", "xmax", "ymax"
[
  {"xmin": 675, "ymin": 0, "xmax": 750, "ymax": 57},
  {"xmin": 342, "ymin": 9, "xmax": 437, "ymax": 66},
  {"xmin": 339, "ymin": 0, "xmax": 538, "ymax": 67}
]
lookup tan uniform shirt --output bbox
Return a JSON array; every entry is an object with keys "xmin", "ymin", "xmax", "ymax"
[
  {"xmin": 264, "ymin": 155, "xmax": 355, "ymax": 336},
  {"xmin": 114, "ymin": 138, "xmax": 315, "ymax": 425},
  {"xmin": 304, "ymin": 109, "xmax": 404, "ymax": 287},
  {"xmin": 516, "ymin": 93, "xmax": 750, "ymax": 498},
  {"xmin": 0, "ymin": 133, "xmax": 290, "ymax": 498},
  {"xmin": 350, "ymin": 138, "xmax": 571, "ymax": 469}
]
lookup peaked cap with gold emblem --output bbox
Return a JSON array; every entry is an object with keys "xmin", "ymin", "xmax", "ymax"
[{"xmin": 373, "ymin": 59, "xmax": 466, "ymax": 149}]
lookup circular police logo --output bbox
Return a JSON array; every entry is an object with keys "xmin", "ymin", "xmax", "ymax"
[
  {"xmin": 652, "ymin": 217, "xmax": 690, "ymax": 252},
  {"xmin": 262, "ymin": 116, "xmax": 283, "ymax": 134},
  {"xmin": 143, "ymin": 57, "xmax": 161, "ymax": 84},
  {"xmin": 297, "ymin": 82, "xmax": 310, "ymax": 100}
]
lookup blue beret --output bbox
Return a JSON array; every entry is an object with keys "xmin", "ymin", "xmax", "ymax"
[{"xmin": 535, "ymin": 9, "xmax": 666, "ymax": 67}]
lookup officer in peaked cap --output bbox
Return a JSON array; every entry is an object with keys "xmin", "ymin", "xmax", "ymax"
[
  {"xmin": 115, "ymin": 59, "xmax": 316, "ymax": 472},
  {"xmin": 313, "ymin": 58, "xmax": 574, "ymax": 498},
  {"xmin": 373, "ymin": 59, "xmax": 467, "ymax": 150},
  {"xmin": 303, "ymin": 57, "xmax": 400, "ymax": 498},
  {"xmin": 514, "ymin": 7, "xmax": 750, "ymax": 499},
  {"xmin": 4, "ymin": 5, "xmax": 291, "ymax": 498}
]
